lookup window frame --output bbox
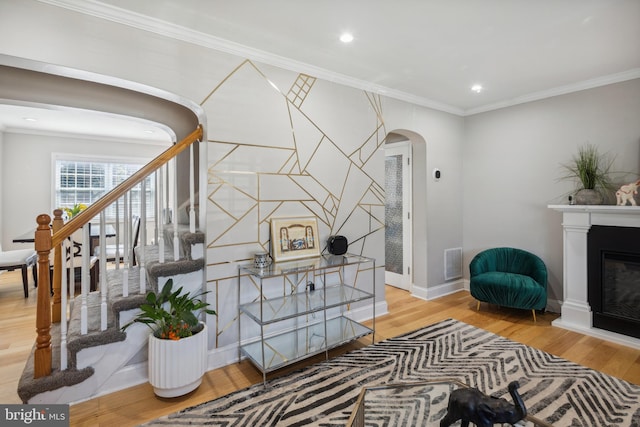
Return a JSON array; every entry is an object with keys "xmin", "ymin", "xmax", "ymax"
[{"xmin": 52, "ymin": 153, "xmax": 154, "ymax": 221}]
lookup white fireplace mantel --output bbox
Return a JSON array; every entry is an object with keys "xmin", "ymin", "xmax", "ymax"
[{"xmin": 549, "ymin": 204, "xmax": 640, "ymax": 349}]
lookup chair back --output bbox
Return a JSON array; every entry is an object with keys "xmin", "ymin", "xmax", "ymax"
[
  {"xmin": 131, "ymin": 215, "xmax": 141, "ymax": 265},
  {"xmin": 48, "ymin": 232, "xmax": 83, "ymax": 267},
  {"xmin": 470, "ymin": 247, "xmax": 547, "ymax": 287},
  {"xmin": 70, "ymin": 229, "xmax": 85, "ymax": 259}
]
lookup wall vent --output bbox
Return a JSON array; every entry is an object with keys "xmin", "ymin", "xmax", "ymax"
[{"xmin": 444, "ymin": 247, "xmax": 463, "ymax": 280}]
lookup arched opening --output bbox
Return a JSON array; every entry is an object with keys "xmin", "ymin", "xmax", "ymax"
[
  {"xmin": 384, "ymin": 130, "xmax": 428, "ymax": 294},
  {"xmin": 0, "ymin": 55, "xmax": 205, "ymax": 249}
]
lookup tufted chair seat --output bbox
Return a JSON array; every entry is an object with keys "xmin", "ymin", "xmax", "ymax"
[
  {"xmin": 469, "ymin": 247, "xmax": 547, "ymax": 321},
  {"xmin": 0, "ymin": 244, "xmax": 37, "ymax": 297}
]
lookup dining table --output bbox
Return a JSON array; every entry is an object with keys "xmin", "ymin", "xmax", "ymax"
[{"xmin": 13, "ymin": 224, "xmax": 117, "ymax": 256}]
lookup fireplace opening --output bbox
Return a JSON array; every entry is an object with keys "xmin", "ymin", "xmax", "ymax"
[{"xmin": 588, "ymin": 225, "xmax": 640, "ymax": 339}]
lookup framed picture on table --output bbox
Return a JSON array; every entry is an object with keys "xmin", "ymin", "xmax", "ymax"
[{"xmin": 270, "ymin": 216, "xmax": 320, "ymax": 262}]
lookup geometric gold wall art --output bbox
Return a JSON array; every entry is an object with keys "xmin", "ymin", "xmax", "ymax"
[{"xmin": 201, "ymin": 59, "xmax": 385, "ymax": 349}]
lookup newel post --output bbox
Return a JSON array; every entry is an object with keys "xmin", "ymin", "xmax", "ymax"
[
  {"xmin": 51, "ymin": 209, "xmax": 64, "ymax": 323},
  {"xmin": 34, "ymin": 214, "xmax": 52, "ymax": 378}
]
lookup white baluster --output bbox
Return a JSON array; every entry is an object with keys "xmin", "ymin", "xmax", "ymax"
[
  {"xmin": 159, "ymin": 166, "xmax": 165, "ymax": 264},
  {"xmin": 122, "ymin": 193, "xmax": 129, "ymax": 297},
  {"xmin": 173, "ymin": 157, "xmax": 179, "ymax": 261},
  {"xmin": 114, "ymin": 199, "xmax": 120, "ymax": 270},
  {"xmin": 154, "ymin": 171, "xmax": 159, "ymax": 247},
  {"xmin": 60, "ymin": 238, "xmax": 68, "ymax": 370},
  {"xmin": 198, "ymin": 138, "xmax": 207, "ymax": 238},
  {"xmin": 64, "ymin": 237, "xmax": 73, "ymax": 310},
  {"xmin": 100, "ymin": 212, "xmax": 107, "ymax": 331},
  {"xmin": 189, "ymin": 144, "xmax": 195, "ymax": 233},
  {"xmin": 140, "ymin": 180, "xmax": 147, "ymax": 293},
  {"xmin": 80, "ymin": 224, "xmax": 89, "ymax": 335}
]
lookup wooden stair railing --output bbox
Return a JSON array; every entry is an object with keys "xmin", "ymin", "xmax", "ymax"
[{"xmin": 32, "ymin": 125, "xmax": 203, "ymax": 378}]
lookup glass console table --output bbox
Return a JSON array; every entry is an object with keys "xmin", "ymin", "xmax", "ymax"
[
  {"xmin": 238, "ymin": 254, "xmax": 375, "ymax": 384},
  {"xmin": 347, "ymin": 380, "xmax": 552, "ymax": 427}
]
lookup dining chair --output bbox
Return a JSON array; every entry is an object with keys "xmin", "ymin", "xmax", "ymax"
[
  {"xmin": 49, "ymin": 230, "xmax": 99, "ymax": 292},
  {"xmin": 0, "ymin": 243, "xmax": 38, "ymax": 297},
  {"xmin": 93, "ymin": 215, "xmax": 140, "ymax": 265}
]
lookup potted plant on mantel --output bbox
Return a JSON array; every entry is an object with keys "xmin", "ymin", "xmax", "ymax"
[
  {"xmin": 122, "ymin": 279, "xmax": 216, "ymax": 398},
  {"xmin": 560, "ymin": 143, "xmax": 615, "ymax": 205}
]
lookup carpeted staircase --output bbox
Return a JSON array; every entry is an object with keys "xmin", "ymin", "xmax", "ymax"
[{"xmin": 17, "ymin": 226, "xmax": 206, "ymax": 404}]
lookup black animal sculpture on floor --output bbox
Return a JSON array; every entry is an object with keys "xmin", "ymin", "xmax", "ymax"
[{"xmin": 440, "ymin": 381, "xmax": 526, "ymax": 427}]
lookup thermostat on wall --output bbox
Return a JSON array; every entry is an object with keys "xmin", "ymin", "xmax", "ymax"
[{"xmin": 433, "ymin": 168, "xmax": 441, "ymax": 181}]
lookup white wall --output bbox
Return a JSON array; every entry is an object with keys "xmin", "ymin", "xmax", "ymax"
[
  {"xmin": 463, "ymin": 79, "xmax": 640, "ymax": 306},
  {"xmin": 0, "ymin": 1, "xmax": 467, "ymax": 351},
  {"xmin": 16, "ymin": 0, "xmax": 639, "ymax": 342},
  {"xmin": 383, "ymin": 99, "xmax": 465, "ymax": 295},
  {"xmin": 1, "ymin": 132, "xmax": 167, "ymax": 250}
]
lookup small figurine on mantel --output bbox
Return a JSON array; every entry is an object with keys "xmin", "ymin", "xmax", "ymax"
[{"xmin": 616, "ymin": 180, "xmax": 640, "ymax": 206}]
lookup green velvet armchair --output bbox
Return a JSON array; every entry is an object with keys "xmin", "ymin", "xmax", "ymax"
[{"xmin": 469, "ymin": 247, "xmax": 547, "ymax": 321}]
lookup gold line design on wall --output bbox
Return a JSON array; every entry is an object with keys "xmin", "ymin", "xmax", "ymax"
[
  {"xmin": 200, "ymin": 59, "xmax": 385, "ymax": 347},
  {"xmin": 287, "ymin": 74, "xmax": 316, "ymax": 108}
]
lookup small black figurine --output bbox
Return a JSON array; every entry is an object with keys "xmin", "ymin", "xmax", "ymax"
[{"xmin": 440, "ymin": 381, "xmax": 526, "ymax": 427}]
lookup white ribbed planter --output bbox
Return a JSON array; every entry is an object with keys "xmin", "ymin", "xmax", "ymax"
[{"xmin": 148, "ymin": 322, "xmax": 208, "ymax": 398}]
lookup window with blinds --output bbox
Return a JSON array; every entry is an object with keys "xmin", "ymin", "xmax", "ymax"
[{"xmin": 54, "ymin": 157, "xmax": 154, "ymax": 220}]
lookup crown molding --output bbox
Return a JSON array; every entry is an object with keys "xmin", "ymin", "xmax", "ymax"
[
  {"xmin": 37, "ymin": 0, "xmax": 465, "ymax": 116},
  {"xmin": 464, "ymin": 68, "xmax": 640, "ymax": 116},
  {"xmin": 37, "ymin": 0, "xmax": 640, "ymax": 118},
  {"xmin": 1, "ymin": 125, "xmax": 172, "ymax": 145}
]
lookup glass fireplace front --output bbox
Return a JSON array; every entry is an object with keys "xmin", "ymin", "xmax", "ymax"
[{"xmin": 588, "ymin": 225, "xmax": 640, "ymax": 339}]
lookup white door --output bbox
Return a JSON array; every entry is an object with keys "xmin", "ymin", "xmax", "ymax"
[{"xmin": 384, "ymin": 142, "xmax": 412, "ymax": 290}]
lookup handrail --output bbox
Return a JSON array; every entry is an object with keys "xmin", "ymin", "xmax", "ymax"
[
  {"xmin": 33, "ymin": 124, "xmax": 202, "ymax": 378},
  {"xmin": 52, "ymin": 125, "xmax": 203, "ymax": 247}
]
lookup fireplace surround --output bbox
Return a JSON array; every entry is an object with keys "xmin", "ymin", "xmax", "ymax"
[{"xmin": 549, "ymin": 205, "xmax": 640, "ymax": 349}]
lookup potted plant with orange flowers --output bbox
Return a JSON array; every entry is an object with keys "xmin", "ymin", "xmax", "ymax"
[{"xmin": 122, "ymin": 279, "xmax": 216, "ymax": 397}]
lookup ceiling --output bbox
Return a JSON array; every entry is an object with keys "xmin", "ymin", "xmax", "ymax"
[
  {"xmin": 3, "ymin": 1, "xmax": 639, "ymax": 137},
  {"xmin": 0, "ymin": 103, "xmax": 174, "ymax": 143},
  {"xmin": 92, "ymin": 0, "xmax": 640, "ymax": 115}
]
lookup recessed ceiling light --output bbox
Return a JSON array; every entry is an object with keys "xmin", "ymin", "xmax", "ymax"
[
  {"xmin": 339, "ymin": 32, "xmax": 354, "ymax": 43},
  {"xmin": 471, "ymin": 84, "xmax": 483, "ymax": 93}
]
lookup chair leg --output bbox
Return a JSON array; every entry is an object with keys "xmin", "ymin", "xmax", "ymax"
[
  {"xmin": 476, "ymin": 300, "xmax": 480, "ymax": 311},
  {"xmin": 532, "ymin": 309, "xmax": 537, "ymax": 323},
  {"xmin": 21, "ymin": 265, "xmax": 29, "ymax": 298},
  {"xmin": 32, "ymin": 263, "xmax": 37, "ymax": 286},
  {"xmin": 90, "ymin": 264, "xmax": 98, "ymax": 292}
]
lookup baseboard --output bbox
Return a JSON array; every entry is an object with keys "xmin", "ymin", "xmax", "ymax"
[
  {"xmin": 433, "ymin": 279, "xmax": 561, "ymax": 314},
  {"xmin": 87, "ymin": 361, "xmax": 148, "ymax": 404},
  {"xmin": 209, "ymin": 343, "xmax": 240, "ymax": 370},
  {"xmin": 73, "ymin": 344, "xmax": 249, "ymax": 405},
  {"xmin": 553, "ymin": 317, "xmax": 640, "ymax": 350},
  {"xmin": 347, "ymin": 300, "xmax": 388, "ymax": 323},
  {"xmin": 546, "ymin": 298, "xmax": 561, "ymax": 314},
  {"xmin": 411, "ymin": 279, "xmax": 466, "ymax": 301}
]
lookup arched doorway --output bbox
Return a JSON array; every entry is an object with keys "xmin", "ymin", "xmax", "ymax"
[
  {"xmin": 384, "ymin": 130, "xmax": 428, "ymax": 294},
  {"xmin": 0, "ymin": 55, "xmax": 206, "ymax": 248},
  {"xmin": 384, "ymin": 137, "xmax": 411, "ymax": 290}
]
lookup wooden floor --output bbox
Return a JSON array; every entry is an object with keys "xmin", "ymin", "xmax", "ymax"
[{"xmin": 2, "ymin": 270, "xmax": 640, "ymax": 426}]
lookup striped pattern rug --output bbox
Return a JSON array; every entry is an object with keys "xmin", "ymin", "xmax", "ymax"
[{"xmin": 144, "ymin": 319, "xmax": 640, "ymax": 426}]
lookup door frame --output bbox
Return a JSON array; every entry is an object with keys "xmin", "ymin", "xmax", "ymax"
[{"xmin": 384, "ymin": 141, "xmax": 412, "ymax": 291}]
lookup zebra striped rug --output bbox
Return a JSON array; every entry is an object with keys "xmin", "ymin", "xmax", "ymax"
[{"xmin": 144, "ymin": 319, "xmax": 640, "ymax": 426}]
